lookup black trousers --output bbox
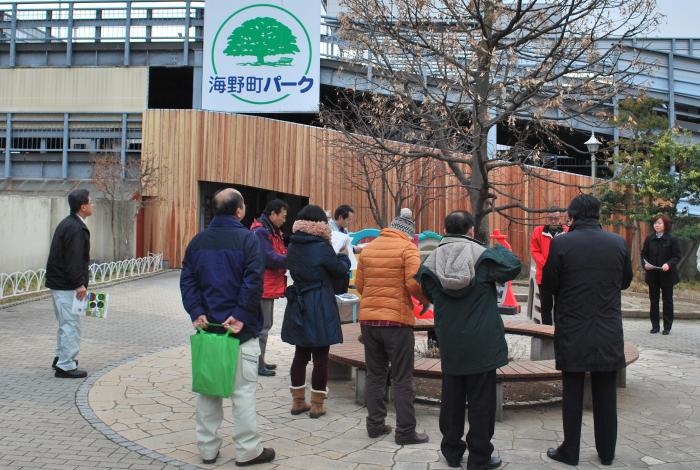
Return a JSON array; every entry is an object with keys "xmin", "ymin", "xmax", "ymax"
[
  {"xmin": 439, "ymin": 371, "xmax": 496, "ymax": 467},
  {"xmin": 648, "ymin": 282, "xmax": 674, "ymax": 331},
  {"xmin": 559, "ymin": 371, "xmax": 617, "ymax": 464},
  {"xmin": 361, "ymin": 325, "xmax": 416, "ymax": 439},
  {"xmin": 538, "ymin": 283, "xmax": 555, "ymax": 325}
]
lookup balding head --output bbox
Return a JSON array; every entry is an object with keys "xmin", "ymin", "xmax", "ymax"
[
  {"xmin": 444, "ymin": 210, "xmax": 475, "ymax": 236},
  {"xmin": 213, "ymin": 188, "xmax": 245, "ymax": 218}
]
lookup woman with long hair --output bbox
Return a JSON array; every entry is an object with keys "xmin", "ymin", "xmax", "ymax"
[
  {"xmin": 281, "ymin": 204, "xmax": 351, "ymax": 418},
  {"xmin": 641, "ymin": 214, "xmax": 681, "ymax": 335}
]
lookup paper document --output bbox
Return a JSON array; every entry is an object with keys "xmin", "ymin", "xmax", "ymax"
[
  {"xmin": 331, "ymin": 231, "xmax": 357, "ymax": 270},
  {"xmin": 72, "ymin": 296, "xmax": 87, "ymax": 316},
  {"xmin": 643, "ymin": 259, "xmax": 664, "ymax": 270},
  {"xmin": 72, "ymin": 292, "xmax": 109, "ymax": 318}
]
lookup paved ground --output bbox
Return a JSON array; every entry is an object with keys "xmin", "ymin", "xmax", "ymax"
[
  {"xmin": 512, "ymin": 284, "xmax": 700, "ymax": 319},
  {"xmin": 1, "ymin": 271, "xmax": 700, "ymax": 470}
]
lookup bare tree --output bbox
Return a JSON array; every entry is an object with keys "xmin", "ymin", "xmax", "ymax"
[
  {"xmin": 92, "ymin": 153, "xmax": 164, "ymax": 260},
  {"xmin": 324, "ymin": 105, "xmax": 450, "ymax": 227},
  {"xmin": 322, "ymin": 0, "xmax": 658, "ymax": 239}
]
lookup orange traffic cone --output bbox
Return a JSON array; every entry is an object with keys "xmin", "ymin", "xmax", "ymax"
[{"xmin": 490, "ymin": 229, "xmax": 521, "ymax": 315}]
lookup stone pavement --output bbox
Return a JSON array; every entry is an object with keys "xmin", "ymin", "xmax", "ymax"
[
  {"xmin": 512, "ymin": 284, "xmax": 700, "ymax": 319},
  {"xmin": 2, "ymin": 271, "xmax": 700, "ymax": 469}
]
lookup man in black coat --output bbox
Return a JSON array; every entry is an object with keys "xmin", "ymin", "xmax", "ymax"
[
  {"xmin": 542, "ymin": 194, "xmax": 633, "ymax": 467},
  {"xmin": 46, "ymin": 189, "xmax": 92, "ymax": 378}
]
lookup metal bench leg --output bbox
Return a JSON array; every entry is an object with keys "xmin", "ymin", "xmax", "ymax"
[
  {"xmin": 530, "ymin": 337, "xmax": 555, "ymax": 360},
  {"xmin": 355, "ymin": 368, "xmax": 366, "ymax": 406},
  {"xmin": 495, "ymin": 383, "xmax": 503, "ymax": 422},
  {"xmin": 617, "ymin": 367, "xmax": 626, "ymax": 388},
  {"xmin": 328, "ymin": 360, "xmax": 352, "ymax": 380}
]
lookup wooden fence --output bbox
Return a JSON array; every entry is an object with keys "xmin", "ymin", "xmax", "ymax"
[{"xmin": 142, "ymin": 109, "xmax": 636, "ymax": 268}]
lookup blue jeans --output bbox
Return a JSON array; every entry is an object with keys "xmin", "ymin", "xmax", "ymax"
[{"xmin": 51, "ymin": 289, "xmax": 81, "ymax": 370}]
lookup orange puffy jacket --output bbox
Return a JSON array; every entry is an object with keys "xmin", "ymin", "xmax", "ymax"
[{"xmin": 356, "ymin": 228, "xmax": 429, "ymax": 326}]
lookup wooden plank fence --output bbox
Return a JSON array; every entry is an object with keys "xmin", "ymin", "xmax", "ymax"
[{"xmin": 141, "ymin": 110, "xmax": 636, "ymax": 268}]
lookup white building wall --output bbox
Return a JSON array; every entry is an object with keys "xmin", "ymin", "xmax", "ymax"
[{"xmin": 0, "ymin": 195, "xmax": 138, "ymax": 273}]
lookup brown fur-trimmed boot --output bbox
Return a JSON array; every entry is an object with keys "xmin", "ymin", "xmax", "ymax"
[
  {"xmin": 290, "ymin": 384, "xmax": 311, "ymax": 415},
  {"xmin": 309, "ymin": 388, "xmax": 328, "ymax": 419}
]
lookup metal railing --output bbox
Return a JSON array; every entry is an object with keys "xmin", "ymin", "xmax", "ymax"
[
  {"xmin": 0, "ymin": 252, "xmax": 163, "ymax": 301},
  {"xmin": 0, "ymin": 2, "xmax": 345, "ymax": 64},
  {"xmin": 0, "ymin": 0, "xmax": 205, "ymax": 65},
  {"xmin": 1, "ymin": 112, "xmax": 142, "ymax": 179}
]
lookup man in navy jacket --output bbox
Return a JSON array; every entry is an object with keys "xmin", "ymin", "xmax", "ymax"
[{"xmin": 180, "ymin": 188, "xmax": 275, "ymax": 467}]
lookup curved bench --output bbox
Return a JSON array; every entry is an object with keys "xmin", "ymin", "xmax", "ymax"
[{"xmin": 329, "ymin": 322, "xmax": 639, "ymax": 421}]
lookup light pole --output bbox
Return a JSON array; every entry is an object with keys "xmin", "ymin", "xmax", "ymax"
[{"xmin": 584, "ymin": 131, "xmax": 601, "ymax": 182}]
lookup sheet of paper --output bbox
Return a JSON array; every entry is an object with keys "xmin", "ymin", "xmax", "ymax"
[
  {"xmin": 643, "ymin": 258, "xmax": 663, "ymax": 270},
  {"xmin": 72, "ymin": 295, "xmax": 87, "ymax": 316},
  {"xmin": 72, "ymin": 292, "xmax": 109, "ymax": 318},
  {"xmin": 331, "ymin": 231, "xmax": 357, "ymax": 270},
  {"xmin": 331, "ymin": 231, "xmax": 349, "ymax": 253},
  {"xmin": 85, "ymin": 292, "xmax": 109, "ymax": 319}
]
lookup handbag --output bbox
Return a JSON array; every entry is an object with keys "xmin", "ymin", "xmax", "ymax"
[{"xmin": 190, "ymin": 323, "xmax": 240, "ymax": 397}]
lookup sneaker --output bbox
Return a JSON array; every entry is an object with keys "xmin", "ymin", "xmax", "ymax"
[
  {"xmin": 258, "ymin": 367, "xmax": 276, "ymax": 377},
  {"xmin": 236, "ymin": 448, "xmax": 275, "ymax": 467},
  {"xmin": 395, "ymin": 432, "xmax": 429, "ymax": 445},
  {"xmin": 368, "ymin": 424, "xmax": 392, "ymax": 438},
  {"xmin": 55, "ymin": 368, "xmax": 87, "ymax": 379}
]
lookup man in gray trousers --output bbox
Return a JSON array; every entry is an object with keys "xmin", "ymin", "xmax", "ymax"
[{"xmin": 46, "ymin": 189, "xmax": 92, "ymax": 379}]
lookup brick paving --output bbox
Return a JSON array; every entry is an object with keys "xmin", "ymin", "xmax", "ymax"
[{"xmin": 1, "ymin": 271, "xmax": 700, "ymax": 469}]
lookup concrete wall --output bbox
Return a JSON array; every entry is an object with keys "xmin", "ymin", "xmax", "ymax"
[{"xmin": 0, "ymin": 194, "xmax": 138, "ymax": 273}]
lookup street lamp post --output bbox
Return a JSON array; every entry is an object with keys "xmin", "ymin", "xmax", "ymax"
[{"xmin": 584, "ymin": 131, "xmax": 601, "ymax": 182}]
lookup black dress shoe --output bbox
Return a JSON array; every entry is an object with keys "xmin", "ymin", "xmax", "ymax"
[
  {"xmin": 264, "ymin": 362, "xmax": 277, "ymax": 370},
  {"xmin": 236, "ymin": 447, "xmax": 275, "ymax": 466},
  {"xmin": 467, "ymin": 456, "xmax": 502, "ymax": 470},
  {"xmin": 546, "ymin": 448, "xmax": 578, "ymax": 466},
  {"xmin": 52, "ymin": 357, "xmax": 78, "ymax": 370},
  {"xmin": 55, "ymin": 368, "xmax": 87, "ymax": 379},
  {"xmin": 395, "ymin": 432, "xmax": 429, "ymax": 445},
  {"xmin": 258, "ymin": 367, "xmax": 276, "ymax": 377},
  {"xmin": 202, "ymin": 451, "xmax": 219, "ymax": 465},
  {"xmin": 368, "ymin": 424, "xmax": 392, "ymax": 438},
  {"xmin": 650, "ymin": 327, "xmax": 660, "ymax": 334},
  {"xmin": 662, "ymin": 329, "xmax": 670, "ymax": 335}
]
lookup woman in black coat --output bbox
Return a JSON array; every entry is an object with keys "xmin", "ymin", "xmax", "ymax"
[
  {"xmin": 282, "ymin": 204, "xmax": 350, "ymax": 418},
  {"xmin": 641, "ymin": 214, "xmax": 681, "ymax": 335}
]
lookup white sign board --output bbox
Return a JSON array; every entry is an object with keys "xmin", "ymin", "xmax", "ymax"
[{"xmin": 202, "ymin": 1, "xmax": 320, "ymax": 113}]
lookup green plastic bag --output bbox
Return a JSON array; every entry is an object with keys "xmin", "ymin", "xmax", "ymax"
[{"xmin": 190, "ymin": 324, "xmax": 240, "ymax": 397}]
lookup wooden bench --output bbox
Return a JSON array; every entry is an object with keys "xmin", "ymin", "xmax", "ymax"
[{"xmin": 329, "ymin": 322, "xmax": 639, "ymax": 421}]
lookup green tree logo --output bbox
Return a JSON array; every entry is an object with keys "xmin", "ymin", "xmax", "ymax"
[{"xmin": 224, "ymin": 17, "xmax": 300, "ymax": 66}]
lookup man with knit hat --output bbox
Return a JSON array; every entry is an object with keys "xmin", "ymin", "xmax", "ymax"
[{"xmin": 355, "ymin": 208, "xmax": 431, "ymax": 445}]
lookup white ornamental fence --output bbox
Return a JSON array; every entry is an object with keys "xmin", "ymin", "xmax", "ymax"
[{"xmin": 0, "ymin": 253, "xmax": 163, "ymax": 302}]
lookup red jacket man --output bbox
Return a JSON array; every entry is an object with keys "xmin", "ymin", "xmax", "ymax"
[
  {"xmin": 530, "ymin": 221, "xmax": 568, "ymax": 324},
  {"xmin": 251, "ymin": 199, "xmax": 288, "ymax": 376}
]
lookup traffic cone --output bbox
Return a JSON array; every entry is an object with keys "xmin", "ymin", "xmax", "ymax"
[{"xmin": 490, "ymin": 229, "xmax": 521, "ymax": 315}]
